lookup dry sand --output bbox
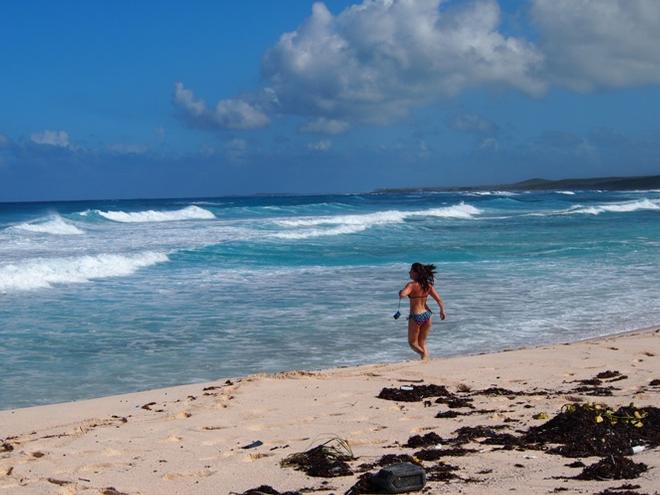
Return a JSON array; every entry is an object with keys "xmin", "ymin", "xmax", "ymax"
[{"xmin": 1, "ymin": 327, "xmax": 658, "ymax": 494}]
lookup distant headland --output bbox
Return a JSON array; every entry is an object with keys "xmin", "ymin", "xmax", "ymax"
[{"xmin": 373, "ymin": 174, "xmax": 660, "ymax": 193}]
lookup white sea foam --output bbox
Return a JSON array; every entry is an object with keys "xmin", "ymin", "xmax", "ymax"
[
  {"xmin": 565, "ymin": 198, "xmax": 660, "ymax": 215},
  {"xmin": 272, "ymin": 224, "xmax": 368, "ymax": 239},
  {"xmin": 276, "ymin": 203, "xmax": 480, "ymax": 228},
  {"xmin": 96, "ymin": 205, "xmax": 215, "ymax": 223},
  {"xmin": 471, "ymin": 191, "xmax": 518, "ymax": 196},
  {"xmin": 0, "ymin": 251, "xmax": 168, "ymax": 291},
  {"xmin": 12, "ymin": 216, "xmax": 84, "ymax": 235},
  {"xmin": 270, "ymin": 203, "xmax": 480, "ymax": 239},
  {"xmin": 556, "ymin": 191, "xmax": 576, "ymax": 195}
]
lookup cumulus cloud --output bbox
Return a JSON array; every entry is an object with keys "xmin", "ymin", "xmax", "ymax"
[
  {"xmin": 174, "ymin": 82, "xmax": 269, "ymax": 130},
  {"xmin": 449, "ymin": 113, "xmax": 498, "ymax": 134},
  {"xmin": 531, "ymin": 0, "xmax": 660, "ymax": 90},
  {"xmin": 30, "ymin": 130, "xmax": 70, "ymax": 148},
  {"xmin": 175, "ymin": 0, "xmax": 543, "ymax": 131},
  {"xmin": 262, "ymin": 0, "xmax": 544, "ymax": 124},
  {"xmin": 299, "ymin": 117, "xmax": 349, "ymax": 135},
  {"xmin": 307, "ymin": 139, "xmax": 332, "ymax": 151}
]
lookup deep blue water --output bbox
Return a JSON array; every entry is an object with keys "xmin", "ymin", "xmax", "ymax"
[{"xmin": 1, "ymin": 189, "xmax": 659, "ymax": 409}]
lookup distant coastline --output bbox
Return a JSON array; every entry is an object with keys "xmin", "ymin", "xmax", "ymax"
[{"xmin": 373, "ymin": 174, "xmax": 660, "ymax": 193}]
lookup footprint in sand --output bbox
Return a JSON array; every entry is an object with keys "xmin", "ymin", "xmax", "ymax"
[{"xmin": 163, "ymin": 435, "xmax": 183, "ymax": 443}]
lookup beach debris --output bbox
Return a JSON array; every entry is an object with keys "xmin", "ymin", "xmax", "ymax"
[
  {"xmin": 241, "ymin": 440, "xmax": 264, "ymax": 449},
  {"xmin": 575, "ymin": 455, "xmax": 648, "ymax": 481},
  {"xmin": 413, "ymin": 446, "xmax": 477, "ymax": 460},
  {"xmin": 404, "ymin": 432, "xmax": 443, "ymax": 448},
  {"xmin": 597, "ymin": 370, "xmax": 623, "ymax": 379},
  {"xmin": 102, "ymin": 488, "xmax": 129, "ymax": 495},
  {"xmin": 565, "ymin": 461, "xmax": 586, "ymax": 468},
  {"xmin": 533, "ymin": 412, "xmax": 549, "ymax": 420},
  {"xmin": 281, "ymin": 438, "xmax": 354, "ymax": 477},
  {"xmin": 47, "ymin": 478, "xmax": 71, "ymax": 486},
  {"xmin": 345, "ymin": 463, "xmax": 426, "ymax": 495},
  {"xmin": 377, "ymin": 384, "xmax": 450, "ymax": 402},
  {"xmin": 649, "ymin": 379, "xmax": 660, "ymax": 386},
  {"xmin": 0, "ymin": 441, "xmax": 13, "ymax": 452},
  {"xmin": 140, "ymin": 401, "xmax": 157, "ymax": 410},
  {"xmin": 357, "ymin": 454, "xmax": 420, "ymax": 472},
  {"xmin": 524, "ymin": 403, "xmax": 660, "ymax": 457},
  {"xmin": 434, "ymin": 396, "xmax": 474, "ymax": 408},
  {"xmin": 231, "ymin": 487, "xmax": 302, "ymax": 495},
  {"xmin": 425, "ymin": 462, "xmax": 460, "ymax": 482},
  {"xmin": 593, "ymin": 484, "xmax": 648, "ymax": 495},
  {"xmin": 435, "ymin": 410, "xmax": 461, "ymax": 418}
]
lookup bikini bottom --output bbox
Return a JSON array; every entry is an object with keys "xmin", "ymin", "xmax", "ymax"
[{"xmin": 408, "ymin": 310, "xmax": 432, "ymax": 326}]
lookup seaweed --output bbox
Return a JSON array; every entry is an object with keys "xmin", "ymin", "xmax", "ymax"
[
  {"xmin": 575, "ymin": 456, "xmax": 648, "ymax": 481},
  {"xmin": 231, "ymin": 486, "xmax": 302, "ymax": 495},
  {"xmin": 377, "ymin": 384, "xmax": 450, "ymax": 402},
  {"xmin": 524, "ymin": 403, "xmax": 659, "ymax": 457},
  {"xmin": 404, "ymin": 432, "xmax": 443, "ymax": 448},
  {"xmin": 281, "ymin": 439, "xmax": 354, "ymax": 478},
  {"xmin": 413, "ymin": 447, "xmax": 477, "ymax": 460}
]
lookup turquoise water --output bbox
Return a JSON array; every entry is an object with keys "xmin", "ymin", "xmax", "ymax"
[{"xmin": 1, "ymin": 190, "xmax": 659, "ymax": 410}]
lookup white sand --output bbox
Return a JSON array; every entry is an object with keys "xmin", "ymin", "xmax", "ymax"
[{"xmin": 1, "ymin": 327, "xmax": 658, "ymax": 494}]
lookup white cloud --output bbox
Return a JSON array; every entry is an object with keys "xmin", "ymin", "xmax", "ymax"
[
  {"xmin": 174, "ymin": 82, "xmax": 269, "ymax": 130},
  {"xmin": 307, "ymin": 139, "xmax": 332, "ymax": 151},
  {"xmin": 299, "ymin": 117, "xmax": 349, "ymax": 135},
  {"xmin": 531, "ymin": 0, "xmax": 660, "ymax": 90},
  {"xmin": 262, "ymin": 0, "xmax": 544, "ymax": 124},
  {"xmin": 214, "ymin": 99, "xmax": 269, "ymax": 129},
  {"xmin": 31, "ymin": 130, "xmax": 70, "ymax": 148}
]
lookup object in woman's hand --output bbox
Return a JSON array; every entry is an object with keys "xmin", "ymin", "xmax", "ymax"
[{"xmin": 393, "ymin": 311, "xmax": 401, "ymax": 319}]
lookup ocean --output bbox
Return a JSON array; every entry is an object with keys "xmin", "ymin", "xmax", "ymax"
[{"xmin": 1, "ymin": 189, "xmax": 659, "ymax": 410}]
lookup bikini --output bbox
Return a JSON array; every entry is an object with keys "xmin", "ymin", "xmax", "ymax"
[{"xmin": 408, "ymin": 294, "xmax": 432, "ymax": 326}]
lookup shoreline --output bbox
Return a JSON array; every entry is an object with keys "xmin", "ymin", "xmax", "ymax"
[
  {"xmin": 3, "ymin": 323, "xmax": 658, "ymax": 415},
  {"xmin": 1, "ymin": 326, "xmax": 658, "ymax": 494}
]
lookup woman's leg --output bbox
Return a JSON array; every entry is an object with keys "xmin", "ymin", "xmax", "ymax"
[
  {"xmin": 417, "ymin": 319, "xmax": 432, "ymax": 361},
  {"xmin": 407, "ymin": 320, "xmax": 425, "ymax": 358}
]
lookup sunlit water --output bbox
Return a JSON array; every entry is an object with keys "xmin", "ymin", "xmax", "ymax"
[{"xmin": 1, "ymin": 189, "xmax": 659, "ymax": 409}]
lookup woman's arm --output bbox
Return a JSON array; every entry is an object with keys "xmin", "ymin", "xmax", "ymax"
[
  {"xmin": 429, "ymin": 286, "xmax": 446, "ymax": 320},
  {"xmin": 399, "ymin": 282, "xmax": 413, "ymax": 298}
]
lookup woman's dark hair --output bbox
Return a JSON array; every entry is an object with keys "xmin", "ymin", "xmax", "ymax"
[{"xmin": 410, "ymin": 262, "xmax": 436, "ymax": 291}]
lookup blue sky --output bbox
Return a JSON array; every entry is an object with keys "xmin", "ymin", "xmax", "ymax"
[{"xmin": 1, "ymin": 0, "xmax": 659, "ymax": 201}]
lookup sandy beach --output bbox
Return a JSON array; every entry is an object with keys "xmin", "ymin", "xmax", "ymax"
[{"xmin": 1, "ymin": 327, "xmax": 658, "ymax": 495}]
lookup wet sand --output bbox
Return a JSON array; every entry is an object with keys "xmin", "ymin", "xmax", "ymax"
[{"xmin": 1, "ymin": 327, "xmax": 658, "ymax": 494}]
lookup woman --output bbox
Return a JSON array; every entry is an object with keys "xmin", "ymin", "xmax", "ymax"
[{"xmin": 399, "ymin": 262, "xmax": 446, "ymax": 361}]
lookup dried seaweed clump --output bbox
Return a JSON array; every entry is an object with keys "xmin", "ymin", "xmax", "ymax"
[
  {"xmin": 576, "ymin": 456, "xmax": 648, "ymax": 481},
  {"xmin": 280, "ymin": 438, "xmax": 354, "ymax": 477},
  {"xmin": 524, "ymin": 403, "xmax": 659, "ymax": 457},
  {"xmin": 377, "ymin": 384, "xmax": 450, "ymax": 402}
]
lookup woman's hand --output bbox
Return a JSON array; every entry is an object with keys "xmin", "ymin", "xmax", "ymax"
[{"xmin": 439, "ymin": 308, "xmax": 446, "ymax": 320}]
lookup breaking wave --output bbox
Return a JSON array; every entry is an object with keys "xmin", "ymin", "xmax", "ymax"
[
  {"xmin": 95, "ymin": 205, "xmax": 215, "ymax": 223},
  {"xmin": 271, "ymin": 203, "xmax": 480, "ymax": 239},
  {"xmin": 0, "ymin": 251, "xmax": 169, "ymax": 292},
  {"xmin": 11, "ymin": 216, "xmax": 84, "ymax": 235},
  {"xmin": 565, "ymin": 198, "xmax": 660, "ymax": 215}
]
